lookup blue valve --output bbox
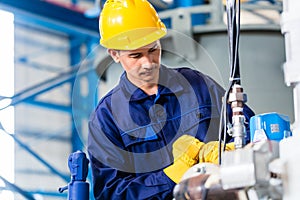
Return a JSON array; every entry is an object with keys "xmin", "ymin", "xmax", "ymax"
[{"xmin": 59, "ymin": 150, "xmax": 90, "ymax": 200}]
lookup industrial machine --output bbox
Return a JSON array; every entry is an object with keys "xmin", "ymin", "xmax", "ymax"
[{"xmin": 173, "ymin": 0, "xmax": 300, "ymax": 199}]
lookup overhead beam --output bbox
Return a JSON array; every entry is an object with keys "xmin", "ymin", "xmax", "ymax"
[{"xmin": 0, "ymin": 0, "xmax": 99, "ymax": 38}]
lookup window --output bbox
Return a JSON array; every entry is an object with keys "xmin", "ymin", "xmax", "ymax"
[{"xmin": 0, "ymin": 9, "xmax": 15, "ymax": 200}]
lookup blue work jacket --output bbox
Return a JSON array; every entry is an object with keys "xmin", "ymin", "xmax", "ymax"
[{"xmin": 88, "ymin": 65, "xmax": 255, "ymax": 200}]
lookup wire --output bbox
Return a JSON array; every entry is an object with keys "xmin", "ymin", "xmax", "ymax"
[{"xmin": 218, "ymin": 0, "xmax": 241, "ymax": 165}]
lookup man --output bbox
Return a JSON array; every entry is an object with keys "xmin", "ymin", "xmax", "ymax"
[{"xmin": 87, "ymin": 0, "xmax": 255, "ymax": 199}]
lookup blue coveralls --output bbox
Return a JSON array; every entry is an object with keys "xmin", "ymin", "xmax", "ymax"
[{"xmin": 88, "ymin": 65, "xmax": 255, "ymax": 200}]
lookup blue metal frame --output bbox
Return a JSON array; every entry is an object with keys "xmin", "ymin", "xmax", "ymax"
[
  {"xmin": 0, "ymin": 126, "xmax": 69, "ymax": 182},
  {"xmin": 70, "ymin": 36, "xmax": 85, "ymax": 152},
  {"xmin": 0, "ymin": 176, "xmax": 36, "ymax": 200},
  {"xmin": 0, "ymin": 61, "xmax": 95, "ymax": 111},
  {"xmin": 0, "ymin": 1, "xmax": 100, "ymax": 198},
  {"xmin": 70, "ymin": 36, "xmax": 99, "ymax": 152},
  {"xmin": 0, "ymin": 0, "xmax": 99, "ymax": 38}
]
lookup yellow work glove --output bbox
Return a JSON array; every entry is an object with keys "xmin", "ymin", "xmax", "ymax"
[
  {"xmin": 164, "ymin": 135, "xmax": 204, "ymax": 184},
  {"xmin": 198, "ymin": 141, "xmax": 235, "ymax": 165}
]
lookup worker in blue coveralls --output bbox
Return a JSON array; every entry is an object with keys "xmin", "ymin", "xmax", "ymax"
[{"xmin": 87, "ymin": 0, "xmax": 255, "ymax": 199}]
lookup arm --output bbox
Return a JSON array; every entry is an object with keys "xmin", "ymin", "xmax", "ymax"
[
  {"xmin": 89, "ymin": 154, "xmax": 175, "ymax": 200},
  {"xmin": 87, "ymin": 111, "xmax": 175, "ymax": 200}
]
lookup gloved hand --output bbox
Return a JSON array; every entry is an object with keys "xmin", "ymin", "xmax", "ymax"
[
  {"xmin": 164, "ymin": 134, "xmax": 204, "ymax": 184},
  {"xmin": 198, "ymin": 141, "xmax": 235, "ymax": 165}
]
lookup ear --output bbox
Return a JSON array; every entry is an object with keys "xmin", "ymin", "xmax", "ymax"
[{"xmin": 108, "ymin": 49, "xmax": 120, "ymax": 63}]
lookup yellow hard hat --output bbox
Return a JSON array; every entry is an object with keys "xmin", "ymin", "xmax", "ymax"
[{"xmin": 99, "ymin": 0, "xmax": 167, "ymax": 50}]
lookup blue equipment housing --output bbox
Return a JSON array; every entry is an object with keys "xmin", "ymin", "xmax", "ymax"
[{"xmin": 250, "ymin": 112, "xmax": 292, "ymax": 142}]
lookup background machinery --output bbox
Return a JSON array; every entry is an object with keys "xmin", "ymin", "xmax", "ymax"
[{"xmin": 173, "ymin": 0, "xmax": 300, "ymax": 199}]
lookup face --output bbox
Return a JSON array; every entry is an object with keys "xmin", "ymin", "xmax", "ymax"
[{"xmin": 108, "ymin": 41, "xmax": 162, "ymax": 89}]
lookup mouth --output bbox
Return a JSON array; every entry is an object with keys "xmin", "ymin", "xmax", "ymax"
[{"xmin": 141, "ymin": 70, "xmax": 153, "ymax": 76}]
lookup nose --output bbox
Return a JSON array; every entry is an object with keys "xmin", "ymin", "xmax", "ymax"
[{"xmin": 141, "ymin": 53, "xmax": 153, "ymax": 68}]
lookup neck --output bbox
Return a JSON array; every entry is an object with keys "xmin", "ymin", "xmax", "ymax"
[{"xmin": 140, "ymin": 83, "xmax": 158, "ymax": 95}]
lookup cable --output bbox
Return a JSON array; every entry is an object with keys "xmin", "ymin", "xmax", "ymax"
[{"xmin": 218, "ymin": 0, "xmax": 241, "ymax": 165}]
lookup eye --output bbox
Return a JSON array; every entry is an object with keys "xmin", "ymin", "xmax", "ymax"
[
  {"xmin": 129, "ymin": 53, "xmax": 142, "ymax": 59},
  {"xmin": 149, "ymin": 47, "xmax": 158, "ymax": 53}
]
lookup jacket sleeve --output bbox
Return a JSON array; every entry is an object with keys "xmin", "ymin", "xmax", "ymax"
[
  {"xmin": 87, "ymin": 111, "xmax": 175, "ymax": 200},
  {"xmin": 88, "ymin": 153, "xmax": 175, "ymax": 200}
]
